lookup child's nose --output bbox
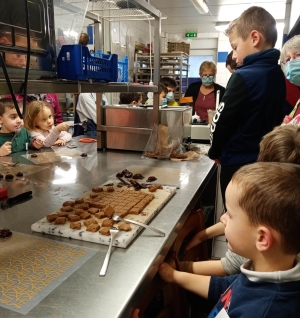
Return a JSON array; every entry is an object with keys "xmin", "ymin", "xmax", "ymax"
[{"xmin": 220, "ymin": 212, "xmax": 228, "ymax": 226}]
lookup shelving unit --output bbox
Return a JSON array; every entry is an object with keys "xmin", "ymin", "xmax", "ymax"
[{"xmin": 135, "ymin": 52, "xmax": 189, "ymax": 99}]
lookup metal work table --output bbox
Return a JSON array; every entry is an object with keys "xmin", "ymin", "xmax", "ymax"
[{"xmin": 0, "ymin": 138, "xmax": 216, "ymax": 318}]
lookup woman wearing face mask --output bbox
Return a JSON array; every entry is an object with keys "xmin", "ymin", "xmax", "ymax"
[
  {"xmin": 185, "ymin": 61, "xmax": 225, "ymax": 120},
  {"xmin": 280, "ymin": 35, "xmax": 300, "ymax": 123}
]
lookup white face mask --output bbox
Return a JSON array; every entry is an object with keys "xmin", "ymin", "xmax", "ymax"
[{"xmin": 166, "ymin": 92, "xmax": 174, "ymax": 101}]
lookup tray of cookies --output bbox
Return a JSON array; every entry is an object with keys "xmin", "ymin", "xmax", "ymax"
[{"xmin": 31, "ymin": 181, "xmax": 176, "ymax": 248}]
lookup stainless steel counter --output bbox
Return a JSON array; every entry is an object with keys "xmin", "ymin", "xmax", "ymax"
[{"xmin": 0, "ymin": 138, "xmax": 216, "ymax": 318}]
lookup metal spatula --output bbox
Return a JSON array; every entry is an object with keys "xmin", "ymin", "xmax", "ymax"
[{"xmin": 99, "ymin": 227, "xmax": 120, "ymax": 276}]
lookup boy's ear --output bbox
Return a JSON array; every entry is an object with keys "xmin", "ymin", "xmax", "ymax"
[
  {"xmin": 250, "ymin": 30, "xmax": 262, "ymax": 48},
  {"xmin": 256, "ymin": 226, "xmax": 273, "ymax": 252}
]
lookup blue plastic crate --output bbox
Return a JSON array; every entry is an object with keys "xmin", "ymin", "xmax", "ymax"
[
  {"xmin": 117, "ymin": 56, "xmax": 128, "ymax": 82},
  {"xmin": 57, "ymin": 45, "xmax": 118, "ymax": 82},
  {"xmin": 91, "ymin": 50, "xmax": 128, "ymax": 82}
]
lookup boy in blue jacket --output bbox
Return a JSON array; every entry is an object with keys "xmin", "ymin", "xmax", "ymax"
[
  {"xmin": 159, "ymin": 162, "xmax": 300, "ymax": 318},
  {"xmin": 208, "ymin": 6, "xmax": 286, "ymax": 204}
]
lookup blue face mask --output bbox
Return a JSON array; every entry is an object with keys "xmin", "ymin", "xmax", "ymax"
[
  {"xmin": 161, "ymin": 97, "xmax": 168, "ymax": 105},
  {"xmin": 286, "ymin": 59, "xmax": 300, "ymax": 86},
  {"xmin": 202, "ymin": 75, "xmax": 214, "ymax": 86},
  {"xmin": 166, "ymin": 92, "xmax": 174, "ymax": 101}
]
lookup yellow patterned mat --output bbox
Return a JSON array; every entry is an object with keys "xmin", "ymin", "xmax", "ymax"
[{"xmin": 0, "ymin": 232, "xmax": 97, "ymax": 315}]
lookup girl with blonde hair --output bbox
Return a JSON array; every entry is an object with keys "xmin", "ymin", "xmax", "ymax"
[{"xmin": 24, "ymin": 100, "xmax": 72, "ymax": 147}]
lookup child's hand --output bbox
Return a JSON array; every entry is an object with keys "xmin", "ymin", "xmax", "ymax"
[
  {"xmin": 185, "ymin": 232, "xmax": 204, "ymax": 252},
  {"xmin": 54, "ymin": 139, "xmax": 66, "ymax": 146},
  {"xmin": 132, "ymin": 309, "xmax": 139, "ymax": 318},
  {"xmin": 32, "ymin": 138, "xmax": 43, "ymax": 149},
  {"xmin": 0, "ymin": 142, "xmax": 12, "ymax": 156},
  {"xmin": 158, "ymin": 262, "xmax": 176, "ymax": 283},
  {"xmin": 56, "ymin": 122, "xmax": 69, "ymax": 132}
]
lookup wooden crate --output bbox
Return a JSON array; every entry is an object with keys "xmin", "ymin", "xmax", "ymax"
[{"xmin": 167, "ymin": 42, "xmax": 190, "ymax": 55}]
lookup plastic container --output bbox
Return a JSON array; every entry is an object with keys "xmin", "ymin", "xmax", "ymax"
[
  {"xmin": 91, "ymin": 50, "xmax": 128, "ymax": 82},
  {"xmin": 117, "ymin": 56, "xmax": 129, "ymax": 82},
  {"xmin": 57, "ymin": 45, "xmax": 118, "ymax": 82}
]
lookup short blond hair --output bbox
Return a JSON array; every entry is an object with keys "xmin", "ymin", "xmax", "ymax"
[
  {"xmin": 24, "ymin": 100, "xmax": 53, "ymax": 131},
  {"xmin": 232, "ymin": 162, "xmax": 300, "ymax": 254},
  {"xmin": 258, "ymin": 125, "xmax": 300, "ymax": 164},
  {"xmin": 225, "ymin": 6, "xmax": 277, "ymax": 47},
  {"xmin": 199, "ymin": 61, "xmax": 216, "ymax": 76}
]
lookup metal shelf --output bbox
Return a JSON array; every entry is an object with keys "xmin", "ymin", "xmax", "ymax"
[
  {"xmin": 135, "ymin": 52, "xmax": 189, "ymax": 95},
  {"xmin": 82, "ymin": 0, "xmax": 167, "ymax": 21},
  {"xmin": 0, "ymin": 80, "xmax": 157, "ymax": 95}
]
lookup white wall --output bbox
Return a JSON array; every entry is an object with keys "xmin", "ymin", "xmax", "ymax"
[{"xmin": 289, "ymin": 0, "xmax": 300, "ymax": 33}]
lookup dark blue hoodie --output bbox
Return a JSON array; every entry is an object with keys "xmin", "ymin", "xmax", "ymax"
[{"xmin": 208, "ymin": 49, "xmax": 286, "ymax": 165}]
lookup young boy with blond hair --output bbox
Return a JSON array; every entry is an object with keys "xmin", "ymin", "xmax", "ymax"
[
  {"xmin": 183, "ymin": 124, "xmax": 300, "ymax": 277},
  {"xmin": 208, "ymin": 6, "xmax": 286, "ymax": 205},
  {"xmin": 0, "ymin": 98, "xmax": 42, "ymax": 156},
  {"xmin": 159, "ymin": 162, "xmax": 300, "ymax": 317}
]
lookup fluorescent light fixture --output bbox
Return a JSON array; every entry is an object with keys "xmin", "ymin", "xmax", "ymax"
[
  {"xmin": 189, "ymin": 0, "xmax": 209, "ymax": 15},
  {"xmin": 215, "ymin": 22, "xmax": 230, "ymax": 32}
]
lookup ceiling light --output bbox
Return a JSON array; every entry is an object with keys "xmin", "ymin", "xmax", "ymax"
[
  {"xmin": 189, "ymin": 0, "xmax": 209, "ymax": 15},
  {"xmin": 215, "ymin": 22, "xmax": 230, "ymax": 32}
]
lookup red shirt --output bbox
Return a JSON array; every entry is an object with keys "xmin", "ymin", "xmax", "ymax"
[{"xmin": 194, "ymin": 90, "xmax": 215, "ymax": 121}]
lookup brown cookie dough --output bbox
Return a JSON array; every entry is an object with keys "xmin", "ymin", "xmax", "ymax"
[
  {"xmin": 99, "ymin": 227, "xmax": 110, "ymax": 236},
  {"xmin": 106, "ymin": 186, "xmax": 114, "ymax": 192},
  {"xmin": 83, "ymin": 218, "xmax": 98, "ymax": 227},
  {"xmin": 118, "ymin": 223, "xmax": 132, "ymax": 231},
  {"xmin": 103, "ymin": 205, "xmax": 115, "ymax": 218},
  {"xmin": 86, "ymin": 223, "xmax": 100, "ymax": 232},
  {"xmin": 54, "ymin": 217, "xmax": 67, "ymax": 225},
  {"xmin": 46, "ymin": 214, "xmax": 58, "ymax": 223},
  {"xmin": 62, "ymin": 201, "xmax": 75, "ymax": 207},
  {"xmin": 68, "ymin": 214, "xmax": 81, "ymax": 222},
  {"xmin": 75, "ymin": 198, "xmax": 84, "ymax": 204},
  {"xmin": 70, "ymin": 222, "xmax": 81, "ymax": 230},
  {"xmin": 102, "ymin": 219, "xmax": 115, "ymax": 227},
  {"xmin": 88, "ymin": 207, "xmax": 99, "ymax": 215},
  {"xmin": 92, "ymin": 187, "xmax": 103, "ymax": 193},
  {"xmin": 77, "ymin": 203, "xmax": 89, "ymax": 210},
  {"xmin": 57, "ymin": 211, "xmax": 69, "ymax": 218},
  {"xmin": 74, "ymin": 208, "xmax": 85, "ymax": 216},
  {"xmin": 95, "ymin": 212, "xmax": 105, "ymax": 219},
  {"xmin": 80, "ymin": 211, "xmax": 91, "ymax": 220},
  {"xmin": 61, "ymin": 206, "xmax": 74, "ymax": 212}
]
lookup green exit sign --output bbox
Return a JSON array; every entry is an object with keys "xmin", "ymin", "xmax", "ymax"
[{"xmin": 185, "ymin": 32, "xmax": 197, "ymax": 38}]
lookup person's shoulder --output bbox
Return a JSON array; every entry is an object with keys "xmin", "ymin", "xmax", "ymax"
[
  {"xmin": 189, "ymin": 81, "xmax": 202, "ymax": 88},
  {"xmin": 214, "ymin": 83, "xmax": 225, "ymax": 91}
]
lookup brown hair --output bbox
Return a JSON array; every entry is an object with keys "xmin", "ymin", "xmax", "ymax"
[
  {"xmin": 0, "ymin": 98, "xmax": 22, "ymax": 116},
  {"xmin": 119, "ymin": 92, "xmax": 142, "ymax": 104},
  {"xmin": 199, "ymin": 61, "xmax": 217, "ymax": 76},
  {"xmin": 225, "ymin": 6, "xmax": 277, "ymax": 47},
  {"xmin": 232, "ymin": 162, "xmax": 300, "ymax": 254},
  {"xmin": 160, "ymin": 77, "xmax": 177, "ymax": 89},
  {"xmin": 258, "ymin": 125, "xmax": 300, "ymax": 164},
  {"xmin": 24, "ymin": 100, "xmax": 53, "ymax": 131},
  {"xmin": 78, "ymin": 33, "xmax": 90, "ymax": 46},
  {"xmin": 226, "ymin": 51, "xmax": 237, "ymax": 71},
  {"xmin": 159, "ymin": 84, "xmax": 168, "ymax": 95}
]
